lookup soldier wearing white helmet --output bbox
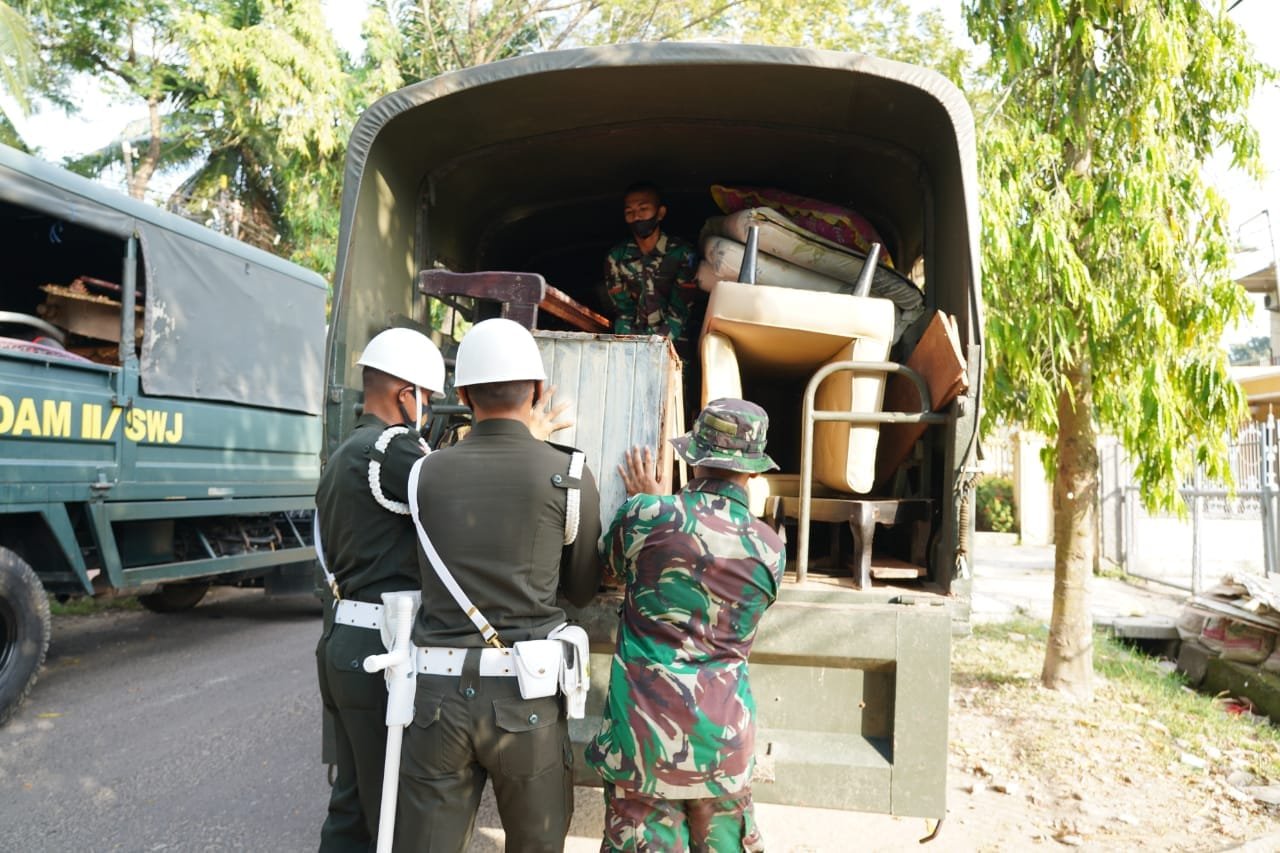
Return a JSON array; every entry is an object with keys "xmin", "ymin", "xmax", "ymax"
[
  {"xmin": 314, "ymin": 326, "xmax": 446, "ymax": 852},
  {"xmin": 395, "ymin": 318, "xmax": 603, "ymax": 853}
]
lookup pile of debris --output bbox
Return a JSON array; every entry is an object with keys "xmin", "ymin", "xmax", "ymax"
[{"xmin": 1175, "ymin": 573, "xmax": 1280, "ymax": 722}]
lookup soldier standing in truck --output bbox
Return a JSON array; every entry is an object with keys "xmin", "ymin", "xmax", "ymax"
[
  {"xmin": 603, "ymin": 181, "xmax": 701, "ymax": 346},
  {"xmin": 587, "ymin": 398, "xmax": 785, "ymax": 853},
  {"xmin": 604, "ymin": 180, "xmax": 703, "ymax": 416}
]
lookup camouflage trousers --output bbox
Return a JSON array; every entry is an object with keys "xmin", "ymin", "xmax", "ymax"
[{"xmin": 601, "ymin": 784, "xmax": 765, "ymax": 852}]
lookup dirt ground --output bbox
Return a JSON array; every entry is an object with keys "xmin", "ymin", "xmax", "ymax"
[{"xmin": 934, "ymin": 633, "xmax": 1280, "ymax": 852}]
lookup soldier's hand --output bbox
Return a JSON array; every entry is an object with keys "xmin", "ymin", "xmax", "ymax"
[
  {"xmin": 619, "ymin": 446, "xmax": 663, "ymax": 496},
  {"xmin": 530, "ymin": 384, "xmax": 574, "ymax": 441}
]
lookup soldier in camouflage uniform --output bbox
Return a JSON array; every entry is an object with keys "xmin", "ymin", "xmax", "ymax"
[
  {"xmin": 603, "ymin": 181, "xmax": 700, "ymax": 348},
  {"xmin": 587, "ymin": 398, "xmax": 786, "ymax": 852}
]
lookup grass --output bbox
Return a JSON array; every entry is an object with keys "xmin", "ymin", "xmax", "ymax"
[
  {"xmin": 47, "ymin": 594, "xmax": 141, "ymax": 616},
  {"xmin": 1096, "ymin": 633, "xmax": 1280, "ymax": 781},
  {"xmin": 953, "ymin": 620, "xmax": 1280, "ymax": 783}
]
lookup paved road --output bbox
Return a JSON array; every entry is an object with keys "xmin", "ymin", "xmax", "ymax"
[
  {"xmin": 968, "ymin": 539, "xmax": 1189, "ymax": 627},
  {"xmin": 0, "ymin": 589, "xmax": 329, "ymax": 852},
  {"xmin": 0, "ymin": 589, "xmax": 616, "ymax": 853}
]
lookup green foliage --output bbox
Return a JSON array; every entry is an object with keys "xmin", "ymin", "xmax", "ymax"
[
  {"xmin": 0, "ymin": 109, "xmax": 30, "ymax": 151},
  {"xmin": 976, "ymin": 475, "xmax": 1017, "ymax": 533},
  {"xmin": 966, "ymin": 1, "xmax": 1270, "ymax": 513},
  {"xmin": 365, "ymin": 0, "xmax": 970, "ymax": 90},
  {"xmin": 28, "ymin": 0, "xmax": 214, "ymax": 197},
  {"xmin": 0, "ymin": 1, "xmax": 36, "ymax": 115},
  {"xmin": 728, "ymin": 0, "xmax": 969, "ymax": 85},
  {"xmin": 1229, "ymin": 335, "xmax": 1271, "ymax": 366},
  {"xmin": 23, "ymin": 0, "xmax": 973, "ymax": 285},
  {"xmin": 172, "ymin": 0, "xmax": 349, "ymax": 271}
]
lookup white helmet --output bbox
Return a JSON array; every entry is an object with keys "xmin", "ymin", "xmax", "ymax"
[
  {"xmin": 454, "ymin": 318, "xmax": 547, "ymax": 387},
  {"xmin": 356, "ymin": 327, "xmax": 446, "ymax": 398}
]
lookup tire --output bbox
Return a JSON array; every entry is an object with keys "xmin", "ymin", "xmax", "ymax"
[
  {"xmin": 138, "ymin": 581, "xmax": 210, "ymax": 613},
  {"xmin": 0, "ymin": 547, "xmax": 52, "ymax": 727}
]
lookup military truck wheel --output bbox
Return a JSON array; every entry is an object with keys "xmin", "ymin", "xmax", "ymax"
[
  {"xmin": 0, "ymin": 547, "xmax": 52, "ymax": 726},
  {"xmin": 138, "ymin": 582, "xmax": 210, "ymax": 613}
]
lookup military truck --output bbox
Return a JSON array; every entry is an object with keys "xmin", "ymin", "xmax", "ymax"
[
  {"xmin": 0, "ymin": 144, "xmax": 327, "ymax": 724},
  {"xmin": 326, "ymin": 44, "xmax": 981, "ymax": 824}
]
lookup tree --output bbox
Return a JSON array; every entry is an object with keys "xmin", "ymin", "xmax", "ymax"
[
  {"xmin": 28, "ymin": 0, "xmax": 203, "ymax": 199},
  {"xmin": 965, "ymin": 1, "xmax": 1268, "ymax": 699},
  {"xmin": 364, "ymin": 0, "xmax": 968, "ymax": 87},
  {"xmin": 170, "ymin": 0, "xmax": 349, "ymax": 266},
  {"xmin": 1229, "ymin": 335, "xmax": 1271, "ymax": 366},
  {"xmin": 362, "ymin": 0, "xmax": 761, "ymax": 86},
  {"xmin": 728, "ymin": 0, "xmax": 968, "ymax": 84},
  {"xmin": 0, "ymin": 1, "xmax": 38, "ymax": 149},
  {"xmin": 27, "ymin": 0, "xmax": 348, "ymax": 267}
]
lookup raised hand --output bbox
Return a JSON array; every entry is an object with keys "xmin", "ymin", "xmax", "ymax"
[
  {"xmin": 530, "ymin": 384, "xmax": 574, "ymax": 440},
  {"xmin": 618, "ymin": 445, "xmax": 663, "ymax": 496}
]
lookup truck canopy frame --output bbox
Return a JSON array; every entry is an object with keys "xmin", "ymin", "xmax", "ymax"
[{"xmin": 330, "ymin": 42, "xmax": 982, "ymax": 394}]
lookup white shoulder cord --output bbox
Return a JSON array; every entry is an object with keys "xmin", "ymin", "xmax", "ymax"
[
  {"xmin": 368, "ymin": 425, "xmax": 429, "ymax": 515},
  {"xmin": 407, "ymin": 456, "xmax": 504, "ymax": 648},
  {"xmin": 317, "ymin": 425, "xmax": 428, "ymax": 600},
  {"xmin": 563, "ymin": 451, "xmax": 585, "ymax": 546}
]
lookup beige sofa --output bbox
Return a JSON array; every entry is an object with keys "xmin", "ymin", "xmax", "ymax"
[{"xmin": 699, "ymin": 280, "xmax": 896, "ymax": 495}]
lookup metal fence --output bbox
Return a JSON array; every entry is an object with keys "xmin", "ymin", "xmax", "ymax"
[
  {"xmin": 1100, "ymin": 418, "xmax": 1276, "ymax": 594},
  {"xmin": 979, "ymin": 427, "xmax": 1015, "ymax": 478}
]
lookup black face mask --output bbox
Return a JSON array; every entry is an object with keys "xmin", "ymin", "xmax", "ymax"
[
  {"xmin": 396, "ymin": 400, "xmax": 416, "ymax": 430},
  {"xmin": 396, "ymin": 387, "xmax": 431, "ymax": 435},
  {"xmin": 628, "ymin": 216, "xmax": 660, "ymax": 239}
]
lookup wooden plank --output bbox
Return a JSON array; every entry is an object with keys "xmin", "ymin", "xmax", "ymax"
[
  {"xmin": 777, "ymin": 496, "xmax": 927, "ymax": 525},
  {"xmin": 867, "ymin": 557, "xmax": 927, "ymax": 580},
  {"xmin": 539, "ymin": 285, "xmax": 610, "ymax": 333},
  {"xmin": 874, "ymin": 311, "xmax": 968, "ymax": 485},
  {"xmin": 38, "ymin": 284, "xmax": 142, "ymax": 343}
]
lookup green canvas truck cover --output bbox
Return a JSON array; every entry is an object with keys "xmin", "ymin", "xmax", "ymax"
[
  {"xmin": 327, "ymin": 42, "xmax": 983, "ymax": 395},
  {"xmin": 0, "ymin": 144, "xmax": 327, "ymax": 415}
]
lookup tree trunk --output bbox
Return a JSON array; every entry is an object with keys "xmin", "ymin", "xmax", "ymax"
[
  {"xmin": 1042, "ymin": 360, "xmax": 1097, "ymax": 700},
  {"xmin": 127, "ymin": 95, "xmax": 162, "ymax": 200}
]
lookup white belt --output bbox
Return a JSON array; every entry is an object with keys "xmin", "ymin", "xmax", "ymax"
[
  {"xmin": 334, "ymin": 599, "xmax": 383, "ymax": 630},
  {"xmin": 416, "ymin": 646, "xmax": 518, "ymax": 677}
]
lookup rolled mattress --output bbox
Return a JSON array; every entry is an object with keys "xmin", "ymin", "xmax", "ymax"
[{"xmin": 698, "ymin": 215, "xmax": 925, "ymax": 342}]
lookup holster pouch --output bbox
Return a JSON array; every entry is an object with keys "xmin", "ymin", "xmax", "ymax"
[
  {"xmin": 378, "ymin": 591, "xmax": 422, "ymax": 728},
  {"xmin": 513, "ymin": 639, "xmax": 562, "ymax": 699},
  {"xmin": 548, "ymin": 623, "xmax": 590, "ymax": 719},
  {"xmin": 378, "ymin": 590, "xmax": 422, "ymax": 652}
]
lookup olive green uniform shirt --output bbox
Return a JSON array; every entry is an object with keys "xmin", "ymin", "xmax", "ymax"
[
  {"xmin": 315, "ymin": 413, "xmax": 422, "ymax": 601},
  {"xmin": 314, "ymin": 413, "xmax": 424, "ymax": 851},
  {"xmin": 410, "ymin": 417, "xmax": 603, "ymax": 646}
]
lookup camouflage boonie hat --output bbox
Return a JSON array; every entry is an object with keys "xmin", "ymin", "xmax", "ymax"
[{"xmin": 670, "ymin": 398, "xmax": 779, "ymax": 474}]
